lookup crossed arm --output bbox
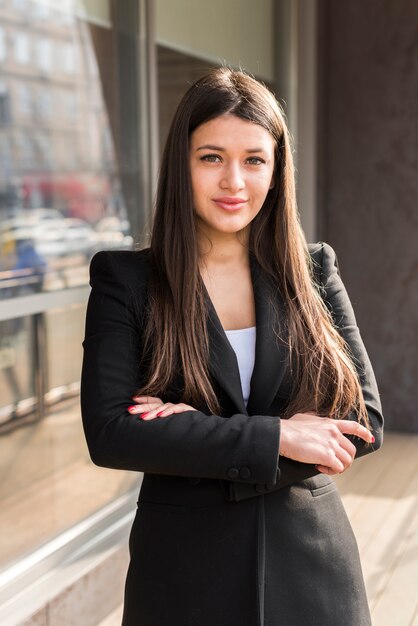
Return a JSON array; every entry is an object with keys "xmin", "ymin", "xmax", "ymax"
[
  {"xmin": 123, "ymin": 240, "xmax": 381, "ymax": 480},
  {"xmin": 81, "ymin": 244, "xmax": 383, "ymax": 500},
  {"xmin": 127, "ymin": 396, "xmax": 375, "ymax": 476}
]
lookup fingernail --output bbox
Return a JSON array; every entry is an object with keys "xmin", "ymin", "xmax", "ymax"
[
  {"xmin": 371, "ymin": 435, "xmax": 375, "ymax": 443},
  {"xmin": 156, "ymin": 410, "xmax": 165, "ymax": 417},
  {"xmin": 140, "ymin": 412, "xmax": 149, "ymax": 419},
  {"xmin": 128, "ymin": 405, "xmax": 136, "ymax": 411}
]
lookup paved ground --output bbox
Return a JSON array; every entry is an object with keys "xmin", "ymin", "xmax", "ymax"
[{"xmin": 335, "ymin": 432, "xmax": 418, "ymax": 626}]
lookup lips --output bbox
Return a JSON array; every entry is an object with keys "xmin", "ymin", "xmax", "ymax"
[{"xmin": 213, "ymin": 197, "xmax": 247, "ymax": 211}]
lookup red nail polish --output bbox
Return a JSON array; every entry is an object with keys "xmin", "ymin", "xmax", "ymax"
[
  {"xmin": 140, "ymin": 412, "xmax": 149, "ymax": 418},
  {"xmin": 371, "ymin": 435, "xmax": 375, "ymax": 443},
  {"xmin": 156, "ymin": 410, "xmax": 165, "ymax": 417},
  {"xmin": 128, "ymin": 405, "xmax": 136, "ymax": 411}
]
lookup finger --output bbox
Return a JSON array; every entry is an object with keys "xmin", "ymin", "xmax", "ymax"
[
  {"xmin": 127, "ymin": 402, "xmax": 163, "ymax": 414},
  {"xmin": 336, "ymin": 420, "xmax": 375, "ymax": 443},
  {"xmin": 141, "ymin": 403, "xmax": 175, "ymax": 420},
  {"xmin": 321, "ymin": 452, "xmax": 345, "ymax": 474},
  {"xmin": 133, "ymin": 402, "xmax": 163, "ymax": 411},
  {"xmin": 338, "ymin": 434, "xmax": 357, "ymax": 460},
  {"xmin": 137, "ymin": 402, "xmax": 164, "ymax": 412},
  {"xmin": 335, "ymin": 446, "xmax": 354, "ymax": 471},
  {"xmin": 132, "ymin": 395, "xmax": 163, "ymax": 404},
  {"xmin": 150, "ymin": 404, "xmax": 196, "ymax": 418},
  {"xmin": 171, "ymin": 404, "xmax": 198, "ymax": 413},
  {"xmin": 153, "ymin": 405, "xmax": 177, "ymax": 418},
  {"xmin": 142, "ymin": 403, "xmax": 198, "ymax": 420},
  {"xmin": 315, "ymin": 465, "xmax": 339, "ymax": 475}
]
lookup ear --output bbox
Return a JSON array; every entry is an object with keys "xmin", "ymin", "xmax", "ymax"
[{"xmin": 269, "ymin": 176, "xmax": 275, "ymax": 190}]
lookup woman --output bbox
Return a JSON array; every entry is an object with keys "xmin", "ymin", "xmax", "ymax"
[{"xmin": 81, "ymin": 68, "xmax": 383, "ymax": 626}]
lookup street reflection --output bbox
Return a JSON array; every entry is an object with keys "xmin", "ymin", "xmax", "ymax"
[
  {"xmin": 0, "ymin": 0, "xmax": 139, "ymax": 573},
  {"xmin": 0, "ymin": 210, "xmax": 133, "ymax": 297},
  {"xmin": 0, "ymin": 0, "xmax": 133, "ymax": 299}
]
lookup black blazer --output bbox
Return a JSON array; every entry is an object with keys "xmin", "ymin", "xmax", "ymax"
[{"xmin": 80, "ymin": 242, "xmax": 383, "ymax": 626}]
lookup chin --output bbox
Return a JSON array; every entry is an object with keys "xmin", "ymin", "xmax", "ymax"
[
  {"xmin": 197, "ymin": 214, "xmax": 253, "ymax": 237},
  {"xmin": 216, "ymin": 225, "xmax": 249, "ymax": 235}
]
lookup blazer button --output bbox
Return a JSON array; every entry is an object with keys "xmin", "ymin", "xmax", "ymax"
[
  {"xmin": 227, "ymin": 467, "xmax": 239, "ymax": 479},
  {"xmin": 239, "ymin": 467, "xmax": 251, "ymax": 479}
]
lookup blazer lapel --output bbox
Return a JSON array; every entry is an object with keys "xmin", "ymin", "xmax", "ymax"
[
  {"xmin": 246, "ymin": 256, "xmax": 289, "ymax": 416},
  {"xmin": 205, "ymin": 295, "xmax": 248, "ymax": 415}
]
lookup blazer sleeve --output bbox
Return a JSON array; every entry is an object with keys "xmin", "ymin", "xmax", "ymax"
[
  {"xmin": 228, "ymin": 241, "xmax": 384, "ymax": 502},
  {"xmin": 80, "ymin": 250, "xmax": 281, "ymax": 485}
]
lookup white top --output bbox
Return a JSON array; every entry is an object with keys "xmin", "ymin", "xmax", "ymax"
[{"xmin": 224, "ymin": 326, "xmax": 256, "ymax": 406}]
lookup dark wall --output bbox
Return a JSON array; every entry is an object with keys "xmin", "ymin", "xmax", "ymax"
[
  {"xmin": 157, "ymin": 46, "xmax": 211, "ymax": 155},
  {"xmin": 317, "ymin": 0, "xmax": 418, "ymax": 431}
]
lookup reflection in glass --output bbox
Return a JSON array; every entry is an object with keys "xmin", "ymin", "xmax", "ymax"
[
  {"xmin": 0, "ymin": 0, "xmax": 133, "ymax": 302},
  {"xmin": 0, "ymin": 0, "xmax": 140, "ymax": 574},
  {"xmin": 0, "ymin": 316, "xmax": 35, "ymax": 423}
]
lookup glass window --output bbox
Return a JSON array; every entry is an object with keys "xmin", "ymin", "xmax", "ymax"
[
  {"xmin": 36, "ymin": 37, "xmax": 52, "ymax": 73},
  {"xmin": 14, "ymin": 132, "xmax": 35, "ymax": 168},
  {"xmin": 65, "ymin": 89, "xmax": 77, "ymax": 119},
  {"xmin": 61, "ymin": 42, "xmax": 76, "ymax": 74},
  {"xmin": 34, "ymin": 131, "xmax": 53, "ymax": 167},
  {"xmin": 0, "ymin": 133, "xmax": 12, "ymax": 165},
  {"xmin": 32, "ymin": 2, "xmax": 51, "ymax": 20},
  {"xmin": 0, "ymin": 80, "xmax": 11, "ymax": 126},
  {"xmin": 13, "ymin": 0, "xmax": 28, "ymax": 10},
  {"xmin": 0, "ymin": 26, "xmax": 6, "ymax": 63},
  {"xmin": 16, "ymin": 83, "xmax": 32, "ymax": 118},
  {"xmin": 14, "ymin": 32, "xmax": 30, "ymax": 65},
  {"xmin": 37, "ymin": 87, "xmax": 52, "ymax": 119},
  {"xmin": 0, "ymin": 0, "xmax": 148, "ymax": 577}
]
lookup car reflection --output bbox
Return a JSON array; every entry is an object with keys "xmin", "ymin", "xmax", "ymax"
[
  {"xmin": 93, "ymin": 216, "xmax": 133, "ymax": 251},
  {"xmin": 0, "ymin": 211, "xmax": 133, "ymax": 297}
]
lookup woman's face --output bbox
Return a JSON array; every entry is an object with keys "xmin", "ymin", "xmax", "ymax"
[{"xmin": 189, "ymin": 114, "xmax": 276, "ymax": 241}]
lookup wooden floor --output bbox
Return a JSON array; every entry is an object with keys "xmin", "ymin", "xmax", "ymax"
[
  {"xmin": 334, "ymin": 432, "xmax": 418, "ymax": 626},
  {"xmin": 97, "ymin": 433, "xmax": 418, "ymax": 626}
]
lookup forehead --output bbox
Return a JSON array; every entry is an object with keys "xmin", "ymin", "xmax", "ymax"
[{"xmin": 190, "ymin": 114, "xmax": 275, "ymax": 151}]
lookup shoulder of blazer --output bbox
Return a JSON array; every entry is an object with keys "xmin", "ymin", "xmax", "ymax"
[
  {"xmin": 307, "ymin": 241, "xmax": 323, "ymax": 261},
  {"xmin": 88, "ymin": 243, "xmax": 335, "ymax": 293},
  {"xmin": 307, "ymin": 241, "xmax": 341, "ymax": 287},
  {"xmin": 89, "ymin": 247, "xmax": 152, "ymax": 291}
]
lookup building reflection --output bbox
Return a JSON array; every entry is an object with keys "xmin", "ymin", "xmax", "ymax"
[
  {"xmin": 0, "ymin": 0, "xmax": 132, "ymax": 303},
  {"xmin": 0, "ymin": 0, "xmax": 139, "ymax": 574}
]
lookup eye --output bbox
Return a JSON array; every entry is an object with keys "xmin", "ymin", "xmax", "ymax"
[
  {"xmin": 200, "ymin": 154, "xmax": 222, "ymax": 163},
  {"xmin": 246, "ymin": 156, "xmax": 266, "ymax": 165}
]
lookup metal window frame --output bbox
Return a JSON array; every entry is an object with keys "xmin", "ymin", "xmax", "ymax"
[
  {"xmin": 0, "ymin": 287, "xmax": 90, "ymax": 322},
  {"xmin": 274, "ymin": 0, "xmax": 318, "ymax": 242}
]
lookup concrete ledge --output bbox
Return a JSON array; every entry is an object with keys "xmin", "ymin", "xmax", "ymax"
[
  {"xmin": 0, "ymin": 509, "xmax": 133, "ymax": 626},
  {"xmin": 21, "ymin": 544, "xmax": 128, "ymax": 626}
]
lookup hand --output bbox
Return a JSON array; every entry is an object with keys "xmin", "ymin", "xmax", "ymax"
[
  {"xmin": 279, "ymin": 412, "xmax": 375, "ymax": 475},
  {"xmin": 128, "ymin": 395, "xmax": 197, "ymax": 420}
]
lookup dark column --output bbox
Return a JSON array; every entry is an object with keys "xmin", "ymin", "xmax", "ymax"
[{"xmin": 317, "ymin": 0, "xmax": 418, "ymax": 431}]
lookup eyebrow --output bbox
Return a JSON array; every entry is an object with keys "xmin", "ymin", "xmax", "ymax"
[{"xmin": 196, "ymin": 144, "xmax": 268, "ymax": 154}]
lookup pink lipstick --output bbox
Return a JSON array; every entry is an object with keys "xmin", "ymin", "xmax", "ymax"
[{"xmin": 213, "ymin": 196, "xmax": 247, "ymax": 211}]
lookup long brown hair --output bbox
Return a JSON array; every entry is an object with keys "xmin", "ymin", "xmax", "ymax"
[{"xmin": 137, "ymin": 68, "xmax": 369, "ymax": 426}]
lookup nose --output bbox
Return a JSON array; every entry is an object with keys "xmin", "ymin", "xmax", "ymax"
[{"xmin": 220, "ymin": 161, "xmax": 245, "ymax": 192}]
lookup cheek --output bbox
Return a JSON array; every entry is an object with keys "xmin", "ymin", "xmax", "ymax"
[
  {"xmin": 191, "ymin": 171, "xmax": 217, "ymax": 205},
  {"xmin": 253, "ymin": 173, "xmax": 274, "ymax": 196}
]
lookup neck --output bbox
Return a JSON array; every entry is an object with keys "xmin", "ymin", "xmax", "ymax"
[{"xmin": 197, "ymin": 227, "xmax": 250, "ymax": 270}]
